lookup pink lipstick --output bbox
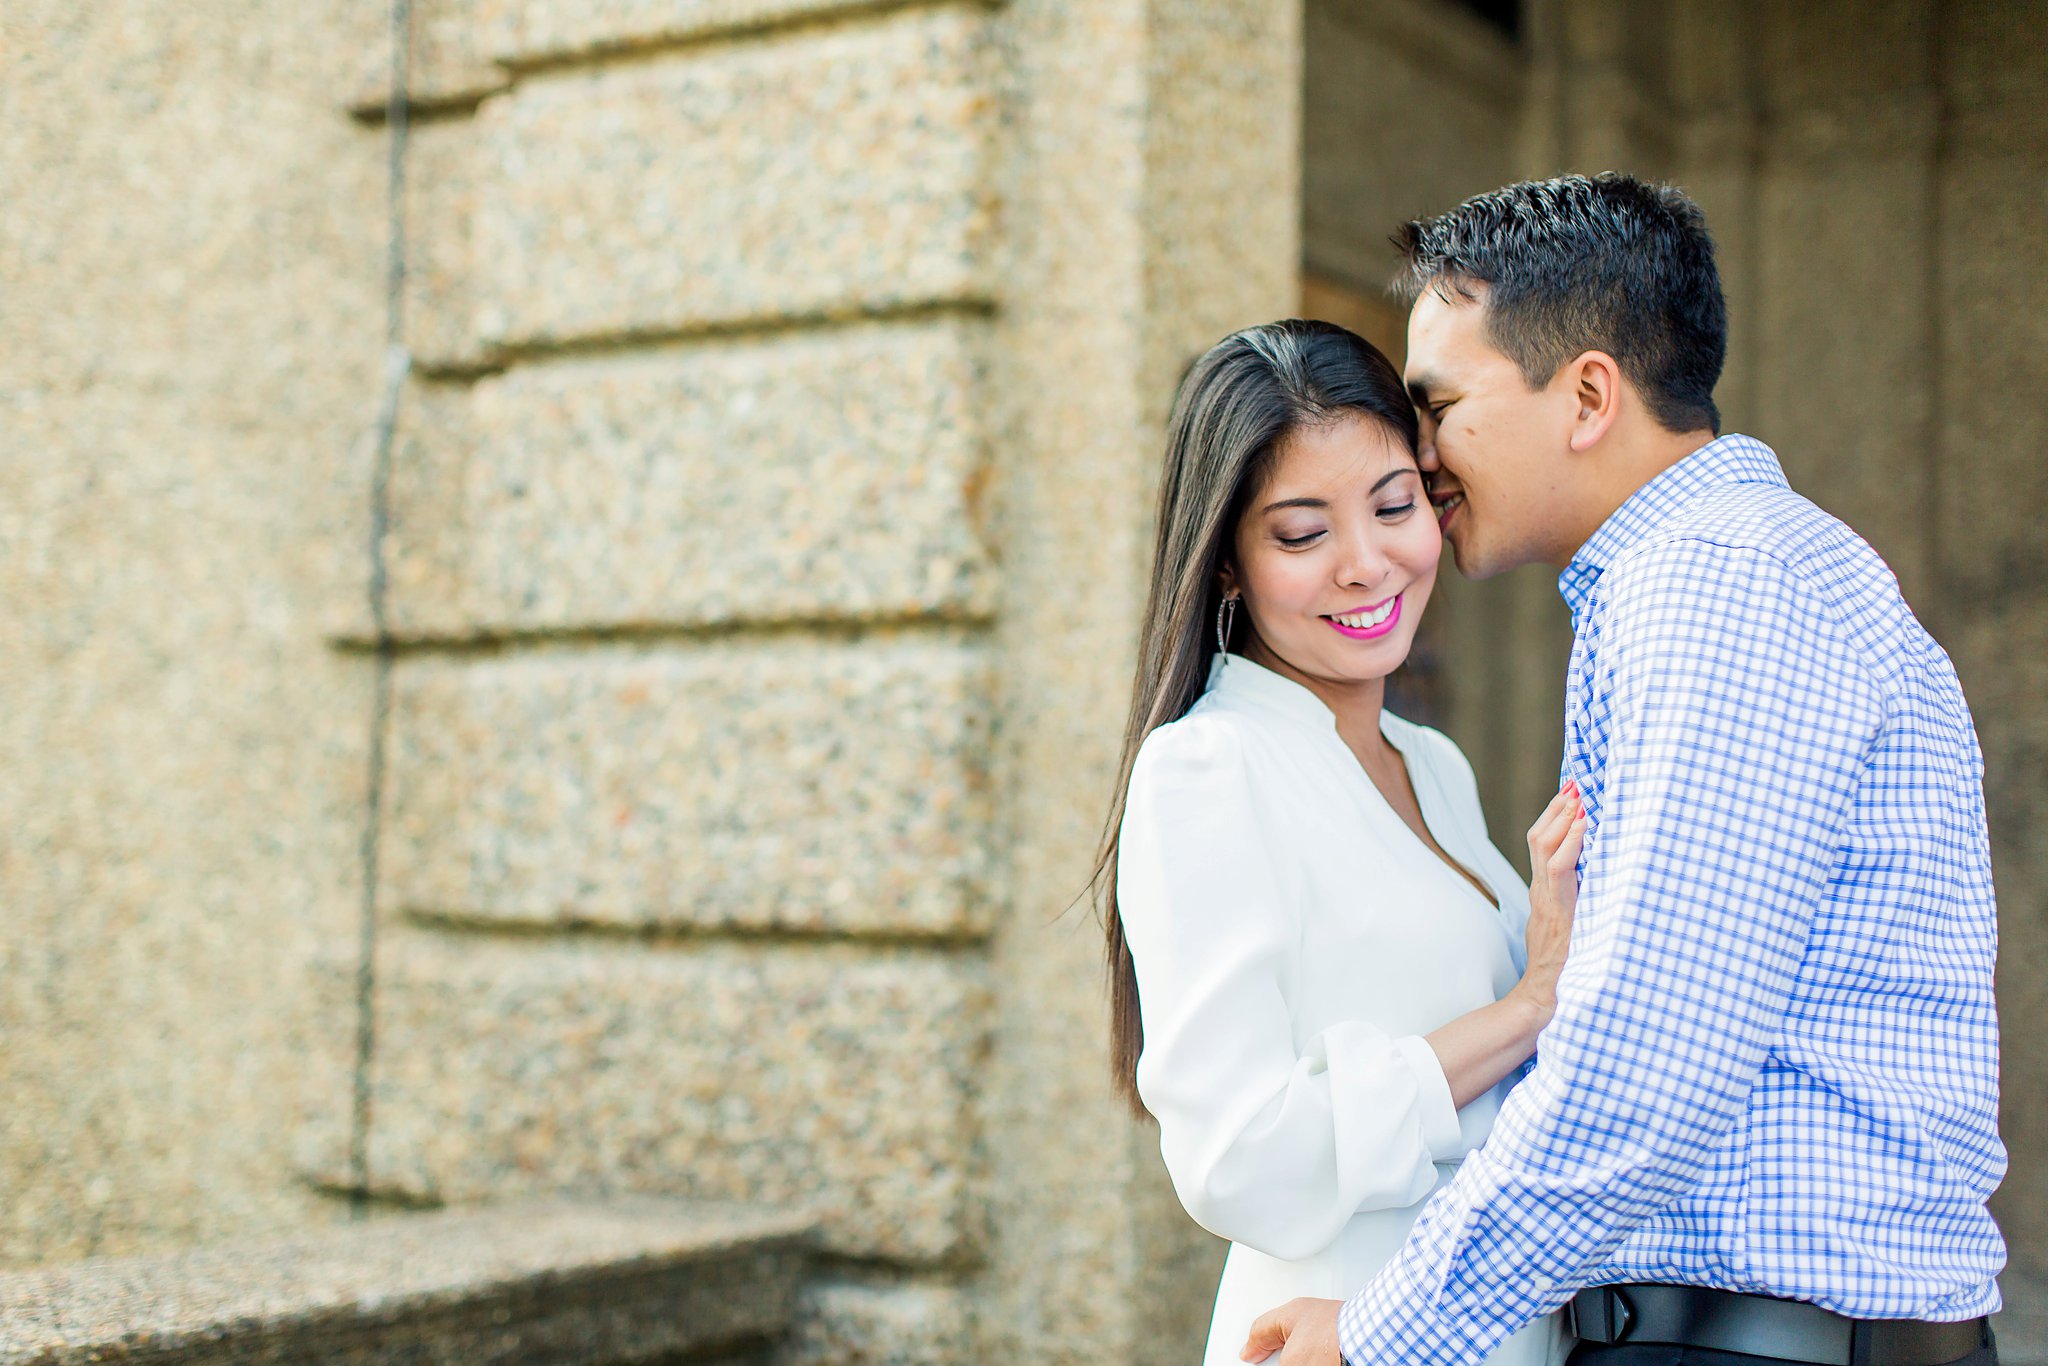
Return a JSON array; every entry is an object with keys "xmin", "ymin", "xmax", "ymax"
[{"xmin": 1323, "ymin": 594, "xmax": 1403, "ymax": 640}]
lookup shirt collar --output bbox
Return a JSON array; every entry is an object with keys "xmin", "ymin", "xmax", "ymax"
[
  {"xmin": 1205, "ymin": 651, "xmax": 1340, "ymax": 732},
  {"xmin": 1557, "ymin": 433, "xmax": 1789, "ymax": 622}
]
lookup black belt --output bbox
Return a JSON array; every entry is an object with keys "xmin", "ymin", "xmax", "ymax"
[{"xmin": 1567, "ymin": 1284, "xmax": 1991, "ymax": 1366}]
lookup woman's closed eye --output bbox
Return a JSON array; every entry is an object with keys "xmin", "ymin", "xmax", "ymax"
[{"xmin": 1275, "ymin": 528, "xmax": 1326, "ymax": 548}]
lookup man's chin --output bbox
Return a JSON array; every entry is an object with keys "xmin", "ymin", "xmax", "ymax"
[{"xmin": 1446, "ymin": 533, "xmax": 1496, "ymax": 580}]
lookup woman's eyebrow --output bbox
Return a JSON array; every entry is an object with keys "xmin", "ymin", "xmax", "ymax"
[{"xmin": 1261, "ymin": 469, "xmax": 1414, "ymax": 515}]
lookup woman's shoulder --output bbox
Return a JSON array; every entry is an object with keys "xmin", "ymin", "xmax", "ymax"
[
  {"xmin": 1132, "ymin": 690, "xmax": 1308, "ymax": 786},
  {"xmin": 1130, "ymin": 701, "xmax": 1249, "ymax": 787}
]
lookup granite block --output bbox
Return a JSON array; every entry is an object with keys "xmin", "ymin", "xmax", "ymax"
[
  {"xmin": 371, "ymin": 319, "xmax": 994, "ymax": 639},
  {"xmin": 776, "ymin": 1276, "xmax": 973, "ymax": 1366},
  {"xmin": 0, "ymin": 1198, "xmax": 811, "ymax": 1365},
  {"xmin": 473, "ymin": 5, "xmax": 994, "ymax": 348},
  {"xmin": 378, "ymin": 636, "xmax": 993, "ymax": 935},
  {"xmin": 300, "ymin": 933, "xmax": 989, "ymax": 1264},
  {"xmin": 489, "ymin": 0, "xmax": 961, "ymax": 66}
]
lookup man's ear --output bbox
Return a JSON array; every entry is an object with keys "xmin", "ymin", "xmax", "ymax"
[{"xmin": 1566, "ymin": 350, "xmax": 1624, "ymax": 452}]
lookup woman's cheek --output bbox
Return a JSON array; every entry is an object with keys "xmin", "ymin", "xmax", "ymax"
[{"xmin": 1400, "ymin": 514, "xmax": 1444, "ymax": 581}]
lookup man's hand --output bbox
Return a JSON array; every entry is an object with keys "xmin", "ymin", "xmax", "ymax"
[{"xmin": 1240, "ymin": 1296, "xmax": 1345, "ymax": 1364}]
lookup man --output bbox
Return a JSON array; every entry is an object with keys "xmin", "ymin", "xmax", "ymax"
[{"xmin": 1242, "ymin": 174, "xmax": 2005, "ymax": 1366}]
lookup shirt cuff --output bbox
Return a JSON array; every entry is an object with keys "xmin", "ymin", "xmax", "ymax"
[
  {"xmin": 1392, "ymin": 1033, "xmax": 1464, "ymax": 1162},
  {"xmin": 1336, "ymin": 1226, "xmax": 1501, "ymax": 1366}
]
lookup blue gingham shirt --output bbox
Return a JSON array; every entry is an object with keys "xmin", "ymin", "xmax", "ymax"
[{"xmin": 1338, "ymin": 435, "xmax": 2006, "ymax": 1365}]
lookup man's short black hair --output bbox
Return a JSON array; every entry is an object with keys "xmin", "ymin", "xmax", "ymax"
[{"xmin": 1393, "ymin": 173, "xmax": 1727, "ymax": 435}]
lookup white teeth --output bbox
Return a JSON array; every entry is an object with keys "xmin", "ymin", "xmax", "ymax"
[{"xmin": 1332, "ymin": 599, "xmax": 1397, "ymax": 630}]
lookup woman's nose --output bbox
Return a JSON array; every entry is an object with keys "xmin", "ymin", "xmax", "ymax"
[{"xmin": 1335, "ymin": 532, "xmax": 1392, "ymax": 589}]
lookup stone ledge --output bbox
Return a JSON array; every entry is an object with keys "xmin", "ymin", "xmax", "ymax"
[
  {"xmin": 0, "ymin": 1199, "xmax": 813, "ymax": 1365},
  {"xmin": 777, "ymin": 1275, "xmax": 973, "ymax": 1365}
]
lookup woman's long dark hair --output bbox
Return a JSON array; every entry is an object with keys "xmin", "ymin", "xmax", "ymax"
[{"xmin": 1088, "ymin": 318, "xmax": 1419, "ymax": 1117}]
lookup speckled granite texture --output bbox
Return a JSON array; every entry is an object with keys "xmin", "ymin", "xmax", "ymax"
[
  {"xmin": 361, "ymin": 319, "xmax": 994, "ymax": 640},
  {"xmin": 378, "ymin": 637, "xmax": 993, "ymax": 934},
  {"xmin": 971, "ymin": 2, "xmax": 1300, "ymax": 1359},
  {"xmin": 776, "ymin": 1276, "xmax": 973, "ymax": 1366},
  {"xmin": 0, "ymin": 0, "xmax": 379, "ymax": 1267},
  {"xmin": 299, "ymin": 932, "xmax": 989, "ymax": 1264},
  {"xmin": 403, "ymin": 120, "xmax": 491, "ymax": 373},
  {"xmin": 0, "ymin": 1199, "xmax": 810, "ymax": 1365},
  {"xmin": 472, "ymin": 6, "xmax": 994, "ymax": 350}
]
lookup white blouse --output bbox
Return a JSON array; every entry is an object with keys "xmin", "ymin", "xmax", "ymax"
[{"xmin": 1117, "ymin": 653, "xmax": 1564, "ymax": 1366}]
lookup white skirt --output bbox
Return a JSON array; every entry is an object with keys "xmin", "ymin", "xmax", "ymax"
[{"xmin": 1200, "ymin": 1166, "xmax": 1571, "ymax": 1366}]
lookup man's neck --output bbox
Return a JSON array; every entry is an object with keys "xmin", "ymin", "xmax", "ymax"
[{"xmin": 1556, "ymin": 426, "xmax": 1720, "ymax": 567}]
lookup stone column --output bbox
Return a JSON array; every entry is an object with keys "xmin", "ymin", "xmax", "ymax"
[
  {"xmin": 981, "ymin": 2, "xmax": 1300, "ymax": 1357},
  {"xmin": 1933, "ymin": 2, "xmax": 2048, "ymax": 1342}
]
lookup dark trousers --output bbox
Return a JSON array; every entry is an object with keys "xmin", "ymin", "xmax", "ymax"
[{"xmin": 1567, "ymin": 1341, "xmax": 1997, "ymax": 1366}]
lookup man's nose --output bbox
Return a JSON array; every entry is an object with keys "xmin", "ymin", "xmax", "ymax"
[{"xmin": 1416, "ymin": 431, "xmax": 1441, "ymax": 472}]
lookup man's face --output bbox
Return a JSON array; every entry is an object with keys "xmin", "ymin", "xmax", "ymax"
[{"xmin": 1404, "ymin": 284, "xmax": 1576, "ymax": 578}]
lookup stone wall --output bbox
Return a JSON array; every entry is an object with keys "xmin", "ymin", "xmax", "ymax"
[{"xmin": 0, "ymin": 1, "xmax": 378, "ymax": 1266}]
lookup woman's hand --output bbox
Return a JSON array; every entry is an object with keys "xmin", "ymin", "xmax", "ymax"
[
  {"xmin": 1241, "ymin": 1297, "xmax": 1344, "ymax": 1364},
  {"xmin": 1511, "ymin": 781, "xmax": 1587, "ymax": 1022},
  {"xmin": 1425, "ymin": 781, "xmax": 1587, "ymax": 1107}
]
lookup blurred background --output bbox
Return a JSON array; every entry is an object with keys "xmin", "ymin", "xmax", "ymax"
[{"xmin": 2, "ymin": 1, "xmax": 2043, "ymax": 1362}]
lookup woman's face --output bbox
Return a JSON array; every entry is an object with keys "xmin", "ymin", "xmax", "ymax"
[{"xmin": 1224, "ymin": 413, "xmax": 1440, "ymax": 692}]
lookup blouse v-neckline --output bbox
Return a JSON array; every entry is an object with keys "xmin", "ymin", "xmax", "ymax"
[{"xmin": 1205, "ymin": 653, "xmax": 1503, "ymax": 911}]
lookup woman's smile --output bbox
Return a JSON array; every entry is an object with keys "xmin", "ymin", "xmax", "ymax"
[{"xmin": 1322, "ymin": 594, "xmax": 1402, "ymax": 639}]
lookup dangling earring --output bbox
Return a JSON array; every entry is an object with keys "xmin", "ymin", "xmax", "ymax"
[{"xmin": 1215, "ymin": 594, "xmax": 1240, "ymax": 658}]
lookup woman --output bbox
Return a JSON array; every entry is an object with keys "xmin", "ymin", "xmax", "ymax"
[{"xmin": 1089, "ymin": 320, "xmax": 1584, "ymax": 1366}]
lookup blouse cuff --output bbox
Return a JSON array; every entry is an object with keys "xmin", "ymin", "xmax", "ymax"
[{"xmin": 1392, "ymin": 1033, "xmax": 1464, "ymax": 1161}]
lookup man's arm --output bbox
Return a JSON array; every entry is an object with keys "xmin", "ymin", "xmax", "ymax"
[{"xmin": 1335, "ymin": 540, "xmax": 1885, "ymax": 1366}]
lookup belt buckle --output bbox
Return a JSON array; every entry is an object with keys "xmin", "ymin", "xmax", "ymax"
[{"xmin": 1569, "ymin": 1287, "xmax": 1638, "ymax": 1345}]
